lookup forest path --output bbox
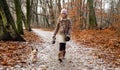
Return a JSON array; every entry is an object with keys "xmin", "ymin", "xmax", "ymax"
[
  {"xmin": 31, "ymin": 29, "xmax": 116, "ymax": 70},
  {"xmin": 1, "ymin": 29, "xmax": 119, "ymax": 70}
]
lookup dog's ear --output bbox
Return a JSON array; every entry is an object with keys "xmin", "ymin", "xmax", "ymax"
[
  {"xmin": 31, "ymin": 47, "xmax": 34, "ymax": 50},
  {"xmin": 36, "ymin": 48, "xmax": 38, "ymax": 51}
]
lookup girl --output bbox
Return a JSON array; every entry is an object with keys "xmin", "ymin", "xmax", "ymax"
[{"xmin": 52, "ymin": 8, "xmax": 72, "ymax": 62}]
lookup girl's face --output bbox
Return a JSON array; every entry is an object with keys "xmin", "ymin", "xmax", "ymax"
[{"xmin": 61, "ymin": 13, "xmax": 67, "ymax": 18}]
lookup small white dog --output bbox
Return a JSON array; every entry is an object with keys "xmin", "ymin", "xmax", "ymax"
[{"xmin": 28, "ymin": 48, "xmax": 38, "ymax": 64}]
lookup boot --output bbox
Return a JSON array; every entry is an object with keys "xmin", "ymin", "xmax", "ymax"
[
  {"xmin": 63, "ymin": 50, "xmax": 66, "ymax": 59},
  {"xmin": 58, "ymin": 51, "xmax": 64, "ymax": 62}
]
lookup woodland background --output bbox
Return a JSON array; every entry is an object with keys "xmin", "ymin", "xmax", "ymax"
[{"xmin": 0, "ymin": 0, "xmax": 120, "ymax": 68}]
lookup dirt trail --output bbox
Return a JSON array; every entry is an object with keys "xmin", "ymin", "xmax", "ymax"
[
  {"xmin": 0, "ymin": 29, "xmax": 120, "ymax": 70},
  {"xmin": 32, "ymin": 29, "xmax": 120, "ymax": 70}
]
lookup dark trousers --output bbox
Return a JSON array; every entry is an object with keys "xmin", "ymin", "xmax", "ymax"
[
  {"xmin": 59, "ymin": 43, "xmax": 66, "ymax": 51},
  {"xmin": 58, "ymin": 43, "xmax": 66, "ymax": 59}
]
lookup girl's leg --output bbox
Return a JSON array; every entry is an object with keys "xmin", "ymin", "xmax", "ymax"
[
  {"xmin": 58, "ymin": 43, "xmax": 66, "ymax": 62},
  {"xmin": 63, "ymin": 50, "xmax": 66, "ymax": 59},
  {"xmin": 62, "ymin": 43, "xmax": 66, "ymax": 58}
]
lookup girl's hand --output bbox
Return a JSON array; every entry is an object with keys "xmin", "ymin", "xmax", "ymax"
[
  {"xmin": 52, "ymin": 35, "xmax": 56, "ymax": 39},
  {"xmin": 52, "ymin": 36, "xmax": 56, "ymax": 44}
]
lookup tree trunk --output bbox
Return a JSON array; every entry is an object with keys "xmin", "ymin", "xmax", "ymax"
[
  {"xmin": 0, "ymin": 0, "xmax": 25, "ymax": 41},
  {"xmin": 0, "ymin": 13, "xmax": 12, "ymax": 41},
  {"xmin": 58, "ymin": 0, "xmax": 61, "ymax": 14},
  {"xmin": 36, "ymin": 0, "xmax": 39, "ymax": 25},
  {"xmin": 87, "ymin": 0, "xmax": 97, "ymax": 29},
  {"xmin": 21, "ymin": 10, "xmax": 27, "ymax": 29},
  {"xmin": 26, "ymin": 0, "xmax": 32, "ymax": 31},
  {"xmin": 14, "ymin": 0, "xmax": 24, "ymax": 34},
  {"xmin": 48, "ymin": 0, "xmax": 55, "ymax": 28}
]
